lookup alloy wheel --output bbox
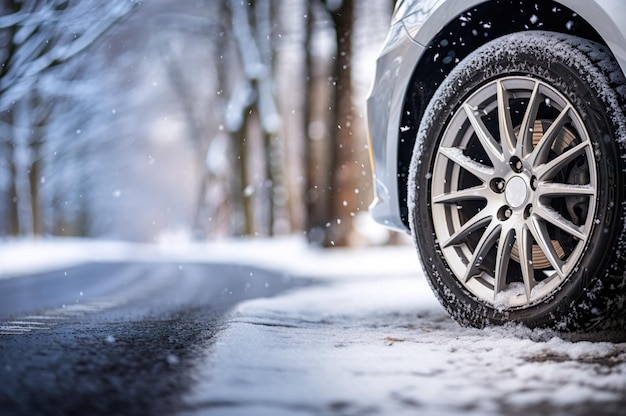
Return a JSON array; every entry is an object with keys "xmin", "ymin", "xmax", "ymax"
[{"xmin": 430, "ymin": 76, "xmax": 597, "ymax": 308}]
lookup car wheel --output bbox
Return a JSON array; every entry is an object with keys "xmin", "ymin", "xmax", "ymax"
[{"xmin": 409, "ymin": 31, "xmax": 626, "ymax": 331}]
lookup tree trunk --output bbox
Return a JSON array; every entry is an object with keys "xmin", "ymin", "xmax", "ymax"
[
  {"xmin": 326, "ymin": 0, "xmax": 356, "ymax": 247},
  {"xmin": 1, "ymin": 2, "xmax": 20, "ymax": 236},
  {"xmin": 304, "ymin": 1, "xmax": 332, "ymax": 245},
  {"xmin": 6, "ymin": 142, "xmax": 20, "ymax": 236},
  {"xmin": 28, "ymin": 140, "xmax": 43, "ymax": 235},
  {"xmin": 28, "ymin": 91, "xmax": 52, "ymax": 236},
  {"xmin": 257, "ymin": 0, "xmax": 276, "ymax": 237},
  {"xmin": 234, "ymin": 112, "xmax": 253, "ymax": 236},
  {"xmin": 263, "ymin": 131, "xmax": 275, "ymax": 236}
]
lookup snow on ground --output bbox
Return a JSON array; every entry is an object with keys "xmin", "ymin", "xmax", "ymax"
[
  {"xmin": 180, "ymin": 275, "xmax": 626, "ymax": 415},
  {"xmin": 0, "ymin": 236, "xmax": 415, "ymax": 280},
  {"xmin": 175, "ymin": 239, "xmax": 624, "ymax": 416},
  {"xmin": 184, "ymin": 271, "xmax": 626, "ymax": 415},
  {"xmin": 2, "ymin": 237, "xmax": 625, "ymax": 415}
]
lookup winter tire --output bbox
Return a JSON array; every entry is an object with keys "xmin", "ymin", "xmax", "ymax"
[{"xmin": 409, "ymin": 32, "xmax": 626, "ymax": 331}]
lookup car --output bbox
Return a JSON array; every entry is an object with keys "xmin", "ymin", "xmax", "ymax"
[{"xmin": 366, "ymin": 0, "xmax": 626, "ymax": 332}]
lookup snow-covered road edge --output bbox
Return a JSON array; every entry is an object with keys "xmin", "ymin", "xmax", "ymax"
[{"xmin": 0, "ymin": 237, "xmax": 418, "ymax": 280}]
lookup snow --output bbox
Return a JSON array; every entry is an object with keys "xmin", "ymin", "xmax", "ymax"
[
  {"xmin": 0, "ymin": 236, "xmax": 415, "ymax": 280},
  {"xmin": 1, "ymin": 237, "xmax": 625, "ymax": 414},
  {"xmin": 182, "ymin": 250, "xmax": 626, "ymax": 415}
]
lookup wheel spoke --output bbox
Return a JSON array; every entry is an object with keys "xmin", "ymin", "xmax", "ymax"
[
  {"xmin": 463, "ymin": 103, "xmax": 505, "ymax": 165},
  {"xmin": 442, "ymin": 209, "xmax": 493, "ymax": 248},
  {"xmin": 516, "ymin": 224, "xmax": 536, "ymax": 300},
  {"xmin": 516, "ymin": 81, "xmax": 541, "ymax": 157},
  {"xmin": 494, "ymin": 225, "xmax": 515, "ymax": 297},
  {"xmin": 438, "ymin": 146, "xmax": 494, "ymax": 182},
  {"xmin": 432, "ymin": 185, "xmax": 488, "ymax": 204},
  {"xmin": 497, "ymin": 80, "xmax": 516, "ymax": 156},
  {"xmin": 535, "ymin": 141, "xmax": 589, "ymax": 181},
  {"xmin": 536, "ymin": 182, "xmax": 594, "ymax": 197},
  {"xmin": 462, "ymin": 221, "xmax": 501, "ymax": 283},
  {"xmin": 527, "ymin": 217, "xmax": 565, "ymax": 278},
  {"xmin": 534, "ymin": 203, "xmax": 586, "ymax": 241},
  {"xmin": 526, "ymin": 105, "xmax": 571, "ymax": 168}
]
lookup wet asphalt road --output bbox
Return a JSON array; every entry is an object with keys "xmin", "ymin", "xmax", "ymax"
[{"xmin": 0, "ymin": 262, "xmax": 308, "ymax": 416}]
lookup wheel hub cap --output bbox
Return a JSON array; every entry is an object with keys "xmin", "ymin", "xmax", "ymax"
[{"xmin": 505, "ymin": 176, "xmax": 528, "ymax": 209}]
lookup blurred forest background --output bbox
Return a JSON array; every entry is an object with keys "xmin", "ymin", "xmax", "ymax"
[{"xmin": 0, "ymin": 0, "xmax": 395, "ymax": 247}]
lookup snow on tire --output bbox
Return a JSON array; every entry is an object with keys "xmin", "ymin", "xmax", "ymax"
[{"xmin": 409, "ymin": 31, "xmax": 626, "ymax": 332}]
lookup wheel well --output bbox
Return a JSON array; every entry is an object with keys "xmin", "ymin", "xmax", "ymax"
[{"xmin": 397, "ymin": 0, "xmax": 604, "ymax": 227}]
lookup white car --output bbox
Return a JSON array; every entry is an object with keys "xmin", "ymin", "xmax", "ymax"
[{"xmin": 366, "ymin": 0, "xmax": 626, "ymax": 332}]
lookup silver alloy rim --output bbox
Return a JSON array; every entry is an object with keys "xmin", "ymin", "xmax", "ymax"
[{"xmin": 431, "ymin": 76, "xmax": 597, "ymax": 308}]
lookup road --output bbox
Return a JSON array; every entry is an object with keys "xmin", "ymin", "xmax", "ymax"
[
  {"xmin": 1, "ymin": 253, "xmax": 625, "ymax": 416},
  {"xmin": 0, "ymin": 262, "xmax": 308, "ymax": 416}
]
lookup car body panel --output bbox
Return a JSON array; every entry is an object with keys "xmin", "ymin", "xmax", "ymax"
[
  {"xmin": 366, "ymin": 0, "xmax": 626, "ymax": 232},
  {"xmin": 366, "ymin": 24, "xmax": 422, "ymax": 230}
]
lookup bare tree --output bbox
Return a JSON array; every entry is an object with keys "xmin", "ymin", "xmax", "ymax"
[
  {"xmin": 152, "ymin": 8, "xmax": 231, "ymax": 238},
  {"xmin": 0, "ymin": 0, "xmax": 393, "ymax": 244},
  {"xmin": 227, "ymin": 0, "xmax": 282, "ymax": 237},
  {"xmin": 0, "ymin": 0, "xmax": 137, "ymax": 236}
]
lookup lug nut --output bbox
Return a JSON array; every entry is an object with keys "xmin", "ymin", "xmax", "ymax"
[
  {"xmin": 491, "ymin": 178, "xmax": 506, "ymax": 193},
  {"xmin": 509, "ymin": 157, "xmax": 523, "ymax": 173},
  {"xmin": 524, "ymin": 204, "xmax": 533, "ymax": 219}
]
